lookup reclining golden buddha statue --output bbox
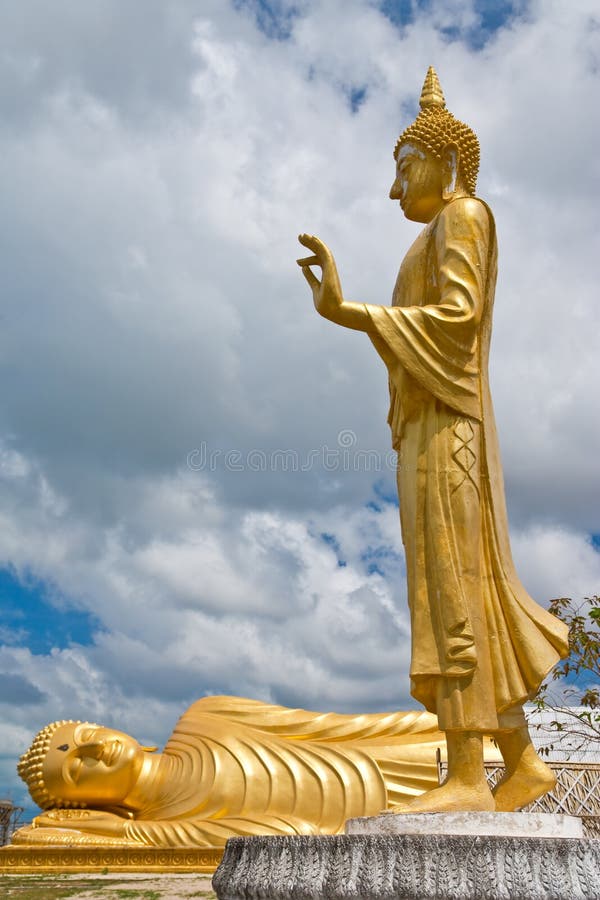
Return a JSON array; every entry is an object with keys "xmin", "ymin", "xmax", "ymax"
[{"xmin": 13, "ymin": 695, "xmax": 449, "ymax": 847}]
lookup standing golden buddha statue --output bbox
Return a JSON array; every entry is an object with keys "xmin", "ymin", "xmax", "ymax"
[{"xmin": 297, "ymin": 67, "xmax": 569, "ymax": 814}]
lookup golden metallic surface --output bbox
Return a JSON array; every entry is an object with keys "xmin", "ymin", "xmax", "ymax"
[
  {"xmin": 297, "ymin": 67, "xmax": 569, "ymax": 814},
  {"xmin": 12, "ymin": 696, "xmax": 449, "ymax": 850},
  {"xmin": 0, "ymin": 844, "xmax": 222, "ymax": 874},
  {"xmin": 393, "ymin": 65, "xmax": 479, "ymax": 195},
  {"xmin": 418, "ymin": 65, "xmax": 445, "ymax": 109}
]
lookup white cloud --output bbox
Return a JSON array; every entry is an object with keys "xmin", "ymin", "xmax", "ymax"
[
  {"xmin": 0, "ymin": 0, "xmax": 598, "ymax": 807},
  {"xmin": 512, "ymin": 526, "xmax": 600, "ymax": 604}
]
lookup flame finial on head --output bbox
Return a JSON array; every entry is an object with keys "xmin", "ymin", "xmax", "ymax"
[{"xmin": 419, "ymin": 66, "xmax": 445, "ymax": 110}]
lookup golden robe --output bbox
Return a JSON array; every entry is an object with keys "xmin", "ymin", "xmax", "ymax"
[
  {"xmin": 121, "ymin": 695, "xmax": 445, "ymax": 846},
  {"xmin": 367, "ymin": 197, "xmax": 568, "ymax": 731}
]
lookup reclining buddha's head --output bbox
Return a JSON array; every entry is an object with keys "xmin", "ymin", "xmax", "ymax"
[{"xmin": 18, "ymin": 720, "xmax": 152, "ymax": 809}]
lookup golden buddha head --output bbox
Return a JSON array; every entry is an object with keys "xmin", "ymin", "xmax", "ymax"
[
  {"xmin": 390, "ymin": 67, "xmax": 480, "ymax": 222},
  {"xmin": 18, "ymin": 720, "xmax": 149, "ymax": 809}
]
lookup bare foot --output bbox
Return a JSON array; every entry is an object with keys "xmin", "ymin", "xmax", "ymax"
[
  {"xmin": 388, "ymin": 778, "xmax": 495, "ymax": 814},
  {"xmin": 493, "ymin": 747, "xmax": 556, "ymax": 812}
]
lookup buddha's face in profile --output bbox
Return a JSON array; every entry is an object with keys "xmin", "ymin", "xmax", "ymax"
[
  {"xmin": 390, "ymin": 142, "xmax": 447, "ymax": 224},
  {"xmin": 43, "ymin": 722, "xmax": 145, "ymax": 806}
]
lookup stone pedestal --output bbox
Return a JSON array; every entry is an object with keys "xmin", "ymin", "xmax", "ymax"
[
  {"xmin": 346, "ymin": 810, "xmax": 584, "ymax": 839},
  {"xmin": 212, "ymin": 827, "xmax": 600, "ymax": 899}
]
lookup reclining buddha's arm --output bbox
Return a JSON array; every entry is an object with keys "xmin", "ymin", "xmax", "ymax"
[{"xmin": 12, "ymin": 809, "xmax": 319, "ymax": 848}]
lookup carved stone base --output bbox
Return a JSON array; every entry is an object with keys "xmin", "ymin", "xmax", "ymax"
[
  {"xmin": 212, "ymin": 834, "xmax": 600, "ymax": 899},
  {"xmin": 0, "ymin": 844, "xmax": 223, "ymax": 874}
]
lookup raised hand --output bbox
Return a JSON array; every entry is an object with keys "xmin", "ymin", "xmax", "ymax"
[{"xmin": 296, "ymin": 234, "xmax": 344, "ymax": 320}]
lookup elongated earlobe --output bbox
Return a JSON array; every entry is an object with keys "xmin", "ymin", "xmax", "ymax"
[{"xmin": 442, "ymin": 143, "xmax": 459, "ymax": 200}]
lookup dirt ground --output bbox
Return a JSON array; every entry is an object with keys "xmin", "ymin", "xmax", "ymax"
[{"xmin": 0, "ymin": 873, "xmax": 217, "ymax": 899}]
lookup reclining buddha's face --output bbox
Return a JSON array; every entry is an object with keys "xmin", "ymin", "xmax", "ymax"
[{"xmin": 43, "ymin": 722, "xmax": 146, "ymax": 806}]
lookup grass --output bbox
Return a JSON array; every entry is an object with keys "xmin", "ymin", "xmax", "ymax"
[
  {"xmin": 115, "ymin": 892, "xmax": 161, "ymax": 899},
  {"xmin": 0, "ymin": 877, "xmax": 108, "ymax": 898},
  {"xmin": 0, "ymin": 876, "xmax": 217, "ymax": 899}
]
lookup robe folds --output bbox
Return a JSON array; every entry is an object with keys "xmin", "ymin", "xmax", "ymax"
[
  {"xmin": 367, "ymin": 196, "xmax": 568, "ymax": 731},
  {"xmin": 124, "ymin": 696, "xmax": 447, "ymax": 846}
]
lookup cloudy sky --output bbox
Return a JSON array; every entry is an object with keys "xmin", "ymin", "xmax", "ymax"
[{"xmin": 0, "ymin": 0, "xmax": 599, "ymax": 815}]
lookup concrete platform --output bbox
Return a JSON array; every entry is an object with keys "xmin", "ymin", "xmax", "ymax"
[{"xmin": 346, "ymin": 810, "xmax": 584, "ymax": 838}]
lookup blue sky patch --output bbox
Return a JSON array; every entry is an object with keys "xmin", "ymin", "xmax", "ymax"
[
  {"xmin": 320, "ymin": 532, "xmax": 347, "ymax": 566},
  {"xmin": 0, "ymin": 568, "xmax": 98, "ymax": 654},
  {"xmin": 373, "ymin": 479, "xmax": 399, "ymax": 507},
  {"xmin": 0, "ymin": 672, "xmax": 46, "ymax": 705},
  {"xmin": 476, "ymin": 0, "xmax": 526, "ymax": 33},
  {"xmin": 234, "ymin": 0, "xmax": 301, "ymax": 41},
  {"xmin": 348, "ymin": 85, "xmax": 368, "ymax": 113},
  {"xmin": 380, "ymin": 0, "xmax": 415, "ymax": 29},
  {"xmin": 234, "ymin": 0, "xmax": 528, "ymax": 46},
  {"xmin": 469, "ymin": 0, "xmax": 528, "ymax": 49},
  {"xmin": 381, "ymin": 0, "xmax": 528, "ymax": 49},
  {"xmin": 361, "ymin": 542, "xmax": 403, "ymax": 575},
  {"xmin": 365, "ymin": 481, "xmax": 398, "ymax": 513}
]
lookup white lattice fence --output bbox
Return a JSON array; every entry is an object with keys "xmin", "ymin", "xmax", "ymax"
[{"xmin": 437, "ymin": 760, "xmax": 600, "ymax": 835}]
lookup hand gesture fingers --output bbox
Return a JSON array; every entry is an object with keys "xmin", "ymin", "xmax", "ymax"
[
  {"xmin": 298, "ymin": 233, "xmax": 331, "ymax": 264},
  {"xmin": 296, "ymin": 248, "xmax": 322, "ymax": 292},
  {"xmin": 296, "ymin": 232, "xmax": 343, "ymax": 318},
  {"xmin": 301, "ymin": 266, "xmax": 321, "ymax": 291}
]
